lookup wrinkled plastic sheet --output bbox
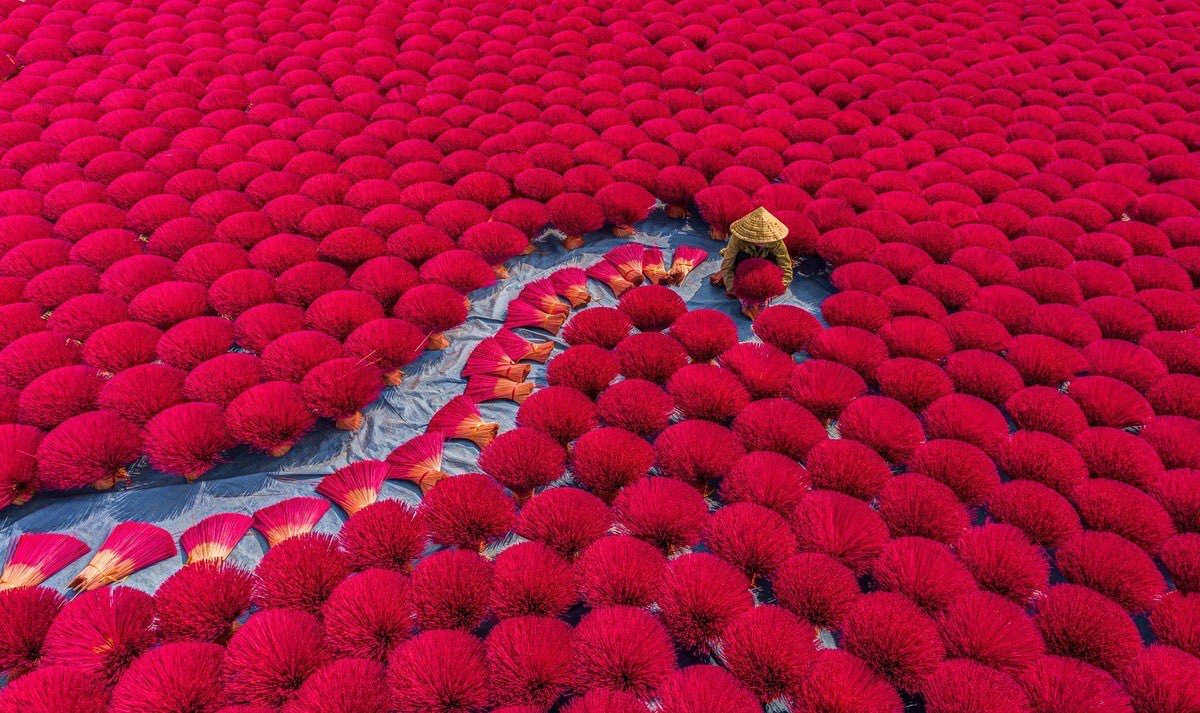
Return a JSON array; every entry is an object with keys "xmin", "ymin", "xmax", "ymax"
[{"xmin": 0, "ymin": 214, "xmax": 834, "ymax": 593}]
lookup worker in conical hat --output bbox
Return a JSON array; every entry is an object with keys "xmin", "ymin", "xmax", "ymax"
[{"xmin": 709, "ymin": 206, "xmax": 793, "ymax": 293}]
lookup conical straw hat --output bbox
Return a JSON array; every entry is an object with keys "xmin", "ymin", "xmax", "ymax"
[{"xmin": 730, "ymin": 206, "xmax": 789, "ymax": 244}]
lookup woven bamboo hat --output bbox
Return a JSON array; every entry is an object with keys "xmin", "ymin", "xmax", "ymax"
[{"xmin": 730, "ymin": 206, "xmax": 789, "ymax": 244}]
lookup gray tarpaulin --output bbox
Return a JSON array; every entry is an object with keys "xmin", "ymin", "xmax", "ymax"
[{"xmin": 0, "ymin": 212, "xmax": 834, "ymax": 593}]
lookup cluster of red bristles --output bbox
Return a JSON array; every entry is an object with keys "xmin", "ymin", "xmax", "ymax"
[
  {"xmin": 4, "ymin": 0, "xmax": 1200, "ymax": 707},
  {"xmin": 7, "ymin": 280, "xmax": 1200, "ymax": 711}
]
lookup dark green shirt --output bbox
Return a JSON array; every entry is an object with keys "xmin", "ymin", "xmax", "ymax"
[{"xmin": 720, "ymin": 236, "xmax": 793, "ymax": 290}]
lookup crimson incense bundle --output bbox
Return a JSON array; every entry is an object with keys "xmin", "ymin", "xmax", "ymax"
[
  {"xmin": 549, "ymin": 267, "xmax": 591, "ymax": 308},
  {"xmin": 516, "ymin": 279, "xmax": 570, "ymax": 317},
  {"xmin": 574, "ymin": 534, "xmax": 666, "ymax": 609},
  {"xmin": 465, "ymin": 375, "xmax": 534, "ymax": 404},
  {"xmin": 385, "ymin": 432, "xmax": 448, "ymax": 493},
  {"xmin": 490, "ymin": 541, "xmax": 578, "ymax": 619},
  {"xmin": 546, "ymin": 344, "xmax": 619, "ymax": 398},
  {"xmin": 222, "ymin": 608, "xmax": 330, "ymax": 708},
  {"xmin": 252, "ymin": 533, "xmax": 350, "ymax": 616},
  {"xmin": 0, "ymin": 585, "xmax": 62, "ymax": 678},
  {"xmin": 596, "ymin": 182, "xmax": 655, "ymax": 237},
  {"xmin": 695, "ymin": 185, "xmax": 754, "ymax": 240},
  {"xmin": 41, "ymin": 586, "xmax": 157, "ymax": 687},
  {"xmin": 494, "ymin": 329, "xmax": 554, "ymax": 363},
  {"xmin": 338, "ymin": 499, "xmax": 427, "ymax": 573},
  {"xmin": 301, "ymin": 357, "xmax": 383, "ymax": 430},
  {"xmin": 387, "ymin": 630, "xmax": 489, "ymax": 713},
  {"xmin": 515, "ymin": 487, "xmax": 612, "ymax": 560},
  {"xmin": 595, "ymin": 378, "xmax": 674, "ymax": 437},
  {"xmin": 514, "ymin": 386, "xmax": 597, "ymax": 445},
  {"xmin": 35, "ymin": 410, "xmax": 142, "ymax": 492},
  {"xmin": 418, "ymin": 249, "xmax": 497, "ymax": 295},
  {"xmin": 459, "ymin": 222, "xmax": 529, "ymax": 279},
  {"xmin": 154, "ymin": 562, "xmax": 253, "ymax": 644},
  {"xmin": 225, "ymin": 381, "xmax": 316, "ymax": 457},
  {"xmin": 69, "ymin": 522, "xmax": 175, "ymax": 591},
  {"xmin": 657, "ymin": 553, "xmax": 754, "ymax": 656},
  {"xmin": 572, "ymin": 606, "xmax": 677, "ymax": 698},
  {"xmin": 394, "ymin": 284, "xmax": 468, "ymax": 350},
  {"xmin": 181, "ymin": 513, "xmax": 253, "ymax": 564},
  {"xmin": 618, "ymin": 285, "xmax": 686, "ymax": 332},
  {"xmin": 16, "ymin": 366, "xmax": 104, "ymax": 430},
  {"xmin": 251, "ymin": 497, "xmax": 330, "ymax": 548},
  {"xmin": 503, "ymin": 299, "xmax": 566, "ymax": 335},
  {"xmin": 562, "ymin": 307, "xmax": 633, "ymax": 349},
  {"xmin": 143, "ymin": 402, "xmax": 236, "ymax": 480},
  {"xmin": 322, "ymin": 569, "xmax": 412, "ymax": 663},
  {"xmin": 183, "ymin": 353, "xmax": 263, "ymax": 407},
  {"xmin": 641, "ymin": 246, "xmax": 669, "ymax": 284},
  {"xmin": 478, "ymin": 427, "xmax": 568, "ymax": 500},
  {"xmin": 420, "ymin": 473, "xmax": 515, "ymax": 552},
  {"xmin": 344, "ymin": 318, "xmax": 426, "ymax": 386},
  {"xmin": 655, "ymin": 165, "xmax": 707, "ymax": 218},
  {"xmin": 719, "ymin": 451, "xmax": 809, "ymax": 520},
  {"xmin": 486, "ymin": 616, "xmax": 574, "ymax": 708},
  {"xmin": 586, "ymin": 261, "xmax": 635, "ymax": 297},
  {"xmin": 547, "ymin": 192, "xmax": 605, "ymax": 250},
  {"xmin": 733, "ymin": 257, "xmax": 786, "ymax": 319},
  {"xmin": 317, "ymin": 461, "xmax": 389, "ymax": 516},
  {"xmin": 1, "ymin": 425, "xmax": 43, "ymax": 510},
  {"xmin": 0, "ymin": 533, "xmax": 88, "ymax": 591},
  {"xmin": 840, "ymin": 592, "xmax": 946, "ymax": 693},
  {"xmin": 463, "ymin": 338, "xmax": 532, "ymax": 382},
  {"xmin": 261, "ymin": 330, "xmax": 345, "ymax": 383},
  {"xmin": 427, "ymin": 396, "xmax": 499, "ymax": 449},
  {"xmin": 410, "ymin": 550, "xmax": 494, "ymax": 630}
]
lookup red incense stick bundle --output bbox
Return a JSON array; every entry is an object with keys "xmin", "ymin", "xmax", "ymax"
[
  {"xmin": 0, "ymin": 532, "xmax": 88, "ymax": 590},
  {"xmin": 427, "ymin": 395, "xmax": 500, "ymax": 449},
  {"xmin": 180, "ymin": 513, "xmax": 253, "ymax": 564},
  {"xmin": 69, "ymin": 522, "xmax": 175, "ymax": 591}
]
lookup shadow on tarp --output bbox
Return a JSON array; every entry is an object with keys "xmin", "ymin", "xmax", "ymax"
[{"xmin": 0, "ymin": 210, "xmax": 834, "ymax": 594}]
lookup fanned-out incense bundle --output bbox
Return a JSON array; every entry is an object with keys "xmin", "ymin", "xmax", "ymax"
[
  {"xmin": 695, "ymin": 185, "xmax": 754, "ymax": 240},
  {"xmin": 463, "ymin": 338, "xmax": 532, "ymax": 381},
  {"xmin": 642, "ymin": 246, "xmax": 669, "ymax": 284},
  {"xmin": 597, "ymin": 182, "xmax": 656, "ymax": 237},
  {"xmin": 394, "ymin": 284, "xmax": 468, "ymax": 351},
  {"xmin": 181, "ymin": 513, "xmax": 253, "ymax": 564},
  {"xmin": 225, "ymin": 381, "xmax": 316, "ymax": 457},
  {"xmin": 547, "ymin": 192, "xmax": 605, "ymax": 250},
  {"xmin": 586, "ymin": 261, "xmax": 634, "ymax": 297},
  {"xmin": 251, "ymin": 497, "xmax": 330, "ymax": 548},
  {"xmin": 604, "ymin": 244, "xmax": 646, "ymax": 286},
  {"xmin": 344, "ymin": 318, "xmax": 426, "ymax": 386},
  {"xmin": 316, "ymin": 461, "xmax": 390, "ymax": 515},
  {"xmin": 549, "ymin": 267, "xmax": 591, "ymax": 308},
  {"xmin": 655, "ymin": 165, "xmax": 708, "ymax": 218},
  {"xmin": 69, "ymin": 522, "xmax": 175, "ymax": 591},
  {"xmin": 385, "ymin": 432, "xmax": 448, "ymax": 493},
  {"xmin": 0, "ymin": 532, "xmax": 88, "ymax": 590},
  {"xmin": 300, "ymin": 357, "xmax": 383, "ymax": 431},
  {"xmin": 494, "ymin": 329, "xmax": 554, "ymax": 363},
  {"xmin": 428, "ymin": 395, "xmax": 500, "ymax": 449},
  {"xmin": 503, "ymin": 300, "xmax": 567, "ymax": 335},
  {"xmin": 733, "ymin": 259, "xmax": 788, "ymax": 320},
  {"xmin": 466, "ymin": 374, "xmax": 535, "ymax": 404},
  {"xmin": 518, "ymin": 279, "xmax": 570, "ymax": 316},
  {"xmin": 667, "ymin": 246, "xmax": 709, "ymax": 284}
]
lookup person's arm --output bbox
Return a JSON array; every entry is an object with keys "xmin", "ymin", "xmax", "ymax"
[
  {"xmin": 771, "ymin": 240, "xmax": 793, "ymax": 286},
  {"xmin": 720, "ymin": 236, "xmax": 741, "ymax": 290}
]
